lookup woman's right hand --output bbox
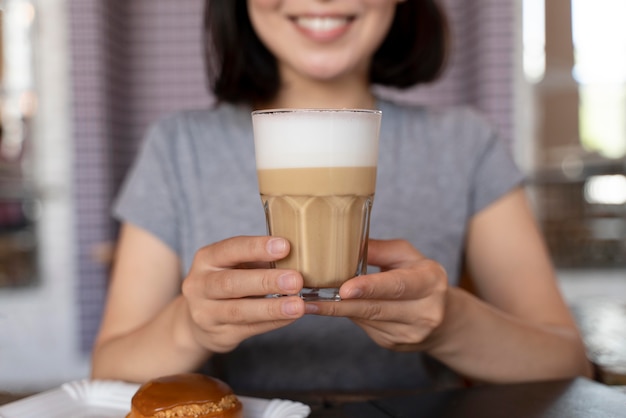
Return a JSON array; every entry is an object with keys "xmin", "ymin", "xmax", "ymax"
[{"xmin": 181, "ymin": 236, "xmax": 305, "ymax": 354}]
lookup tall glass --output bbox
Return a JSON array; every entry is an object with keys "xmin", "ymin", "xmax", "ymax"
[{"xmin": 252, "ymin": 109, "xmax": 381, "ymax": 301}]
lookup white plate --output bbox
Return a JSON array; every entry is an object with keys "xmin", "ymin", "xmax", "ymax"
[{"xmin": 0, "ymin": 379, "xmax": 311, "ymax": 418}]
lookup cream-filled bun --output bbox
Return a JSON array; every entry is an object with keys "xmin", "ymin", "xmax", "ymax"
[{"xmin": 126, "ymin": 373, "xmax": 243, "ymax": 418}]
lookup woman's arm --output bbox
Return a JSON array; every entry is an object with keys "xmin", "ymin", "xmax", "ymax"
[
  {"xmin": 91, "ymin": 223, "xmax": 307, "ymax": 383},
  {"xmin": 429, "ymin": 186, "xmax": 593, "ymax": 382},
  {"xmin": 91, "ymin": 223, "xmax": 208, "ymax": 381},
  {"xmin": 309, "ymin": 187, "xmax": 593, "ymax": 383}
]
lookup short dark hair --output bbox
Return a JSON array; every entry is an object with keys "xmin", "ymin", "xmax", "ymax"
[{"xmin": 204, "ymin": 0, "xmax": 449, "ymax": 105}]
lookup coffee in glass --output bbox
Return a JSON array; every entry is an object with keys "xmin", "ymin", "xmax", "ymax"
[{"xmin": 252, "ymin": 108, "xmax": 381, "ymax": 301}]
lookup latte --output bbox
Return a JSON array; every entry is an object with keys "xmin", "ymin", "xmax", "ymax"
[{"xmin": 252, "ymin": 109, "xmax": 381, "ymax": 300}]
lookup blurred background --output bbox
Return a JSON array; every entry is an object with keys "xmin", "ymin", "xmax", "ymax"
[{"xmin": 0, "ymin": 0, "xmax": 624, "ymax": 392}]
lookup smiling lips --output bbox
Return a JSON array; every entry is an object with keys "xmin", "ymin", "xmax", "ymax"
[{"xmin": 291, "ymin": 15, "xmax": 355, "ymax": 41}]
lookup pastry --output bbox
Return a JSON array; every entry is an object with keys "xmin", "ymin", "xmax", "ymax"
[{"xmin": 126, "ymin": 373, "xmax": 243, "ymax": 418}]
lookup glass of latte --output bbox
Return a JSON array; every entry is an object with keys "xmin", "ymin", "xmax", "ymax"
[{"xmin": 252, "ymin": 109, "xmax": 381, "ymax": 301}]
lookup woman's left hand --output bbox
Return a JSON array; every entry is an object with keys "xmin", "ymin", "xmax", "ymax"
[{"xmin": 306, "ymin": 239, "xmax": 449, "ymax": 352}]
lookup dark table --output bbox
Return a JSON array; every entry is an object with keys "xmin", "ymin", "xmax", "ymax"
[
  {"xmin": 2, "ymin": 377, "xmax": 625, "ymax": 417},
  {"xmin": 269, "ymin": 377, "xmax": 626, "ymax": 417}
]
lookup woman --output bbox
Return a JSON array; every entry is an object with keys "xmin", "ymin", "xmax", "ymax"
[{"xmin": 91, "ymin": 0, "xmax": 592, "ymax": 392}]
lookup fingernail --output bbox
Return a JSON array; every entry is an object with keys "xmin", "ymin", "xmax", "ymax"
[
  {"xmin": 305, "ymin": 303, "xmax": 319, "ymax": 314},
  {"xmin": 282, "ymin": 300, "xmax": 300, "ymax": 316},
  {"xmin": 267, "ymin": 238, "xmax": 287, "ymax": 255},
  {"xmin": 345, "ymin": 288, "xmax": 363, "ymax": 299},
  {"xmin": 278, "ymin": 273, "xmax": 297, "ymax": 292}
]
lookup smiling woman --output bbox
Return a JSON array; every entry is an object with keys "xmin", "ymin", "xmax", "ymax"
[
  {"xmin": 0, "ymin": 0, "xmax": 593, "ymax": 396},
  {"xmin": 247, "ymin": 0, "xmax": 395, "ymax": 84},
  {"xmin": 205, "ymin": 0, "xmax": 446, "ymax": 107},
  {"xmin": 84, "ymin": 0, "xmax": 594, "ymax": 395}
]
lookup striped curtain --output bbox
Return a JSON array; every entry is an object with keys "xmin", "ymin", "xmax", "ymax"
[{"xmin": 69, "ymin": 0, "xmax": 516, "ymax": 352}]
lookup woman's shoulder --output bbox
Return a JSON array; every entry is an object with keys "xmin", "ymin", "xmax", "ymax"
[
  {"xmin": 378, "ymin": 98, "xmax": 497, "ymax": 147},
  {"xmin": 149, "ymin": 103, "xmax": 251, "ymax": 136},
  {"xmin": 379, "ymin": 98, "xmax": 491, "ymax": 130},
  {"xmin": 140, "ymin": 103, "xmax": 252, "ymax": 156}
]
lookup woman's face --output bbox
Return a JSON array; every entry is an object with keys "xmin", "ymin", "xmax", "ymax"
[{"xmin": 247, "ymin": 0, "xmax": 397, "ymax": 84}]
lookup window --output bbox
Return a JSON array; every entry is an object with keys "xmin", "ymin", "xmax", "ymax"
[
  {"xmin": 523, "ymin": 0, "xmax": 626, "ymax": 159},
  {"xmin": 523, "ymin": 0, "xmax": 626, "ymax": 267},
  {"xmin": 573, "ymin": 0, "xmax": 626, "ymax": 159},
  {"xmin": 523, "ymin": 0, "xmax": 545, "ymax": 83}
]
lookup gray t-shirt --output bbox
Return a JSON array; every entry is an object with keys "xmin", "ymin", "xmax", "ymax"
[{"xmin": 113, "ymin": 99, "xmax": 524, "ymax": 392}]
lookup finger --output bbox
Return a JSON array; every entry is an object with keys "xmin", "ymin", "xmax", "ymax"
[
  {"xmin": 200, "ymin": 295, "xmax": 306, "ymax": 327},
  {"xmin": 339, "ymin": 259, "xmax": 447, "ymax": 300},
  {"xmin": 306, "ymin": 298, "xmax": 415, "ymax": 322},
  {"xmin": 352, "ymin": 315, "xmax": 441, "ymax": 352},
  {"xmin": 194, "ymin": 236, "xmax": 290, "ymax": 271},
  {"xmin": 306, "ymin": 295, "xmax": 444, "ymax": 330},
  {"xmin": 201, "ymin": 315, "xmax": 301, "ymax": 354},
  {"xmin": 184, "ymin": 268, "xmax": 303, "ymax": 300},
  {"xmin": 367, "ymin": 239, "xmax": 425, "ymax": 269},
  {"xmin": 193, "ymin": 297, "xmax": 306, "ymax": 353},
  {"xmin": 235, "ymin": 261, "xmax": 272, "ymax": 269}
]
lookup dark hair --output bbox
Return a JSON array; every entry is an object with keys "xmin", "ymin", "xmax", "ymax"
[{"xmin": 204, "ymin": 0, "xmax": 449, "ymax": 104}]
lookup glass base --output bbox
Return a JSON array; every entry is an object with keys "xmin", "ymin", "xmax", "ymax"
[{"xmin": 300, "ymin": 287, "xmax": 341, "ymax": 301}]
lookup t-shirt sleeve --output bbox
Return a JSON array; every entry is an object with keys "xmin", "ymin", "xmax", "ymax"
[
  {"xmin": 112, "ymin": 119, "xmax": 181, "ymax": 254},
  {"xmin": 468, "ymin": 114, "xmax": 526, "ymax": 216}
]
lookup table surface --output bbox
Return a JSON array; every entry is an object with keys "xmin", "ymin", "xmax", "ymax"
[
  {"xmin": 370, "ymin": 378, "xmax": 625, "ymax": 418},
  {"xmin": 270, "ymin": 377, "xmax": 626, "ymax": 418},
  {"xmin": 572, "ymin": 298, "xmax": 626, "ymax": 385},
  {"xmin": 2, "ymin": 377, "xmax": 625, "ymax": 417}
]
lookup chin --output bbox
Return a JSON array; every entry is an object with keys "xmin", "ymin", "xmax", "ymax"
[{"xmin": 295, "ymin": 53, "xmax": 365, "ymax": 82}]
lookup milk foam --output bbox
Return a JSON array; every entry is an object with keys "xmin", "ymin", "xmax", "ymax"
[{"xmin": 252, "ymin": 109, "xmax": 381, "ymax": 169}]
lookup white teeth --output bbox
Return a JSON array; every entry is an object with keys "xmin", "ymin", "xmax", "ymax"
[{"xmin": 295, "ymin": 17, "xmax": 349, "ymax": 32}]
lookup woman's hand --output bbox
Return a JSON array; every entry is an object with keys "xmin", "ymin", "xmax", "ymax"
[
  {"xmin": 181, "ymin": 236, "xmax": 306, "ymax": 354},
  {"xmin": 306, "ymin": 239, "xmax": 449, "ymax": 352}
]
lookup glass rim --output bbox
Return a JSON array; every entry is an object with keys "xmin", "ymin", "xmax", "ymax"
[{"xmin": 251, "ymin": 108, "xmax": 381, "ymax": 116}]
